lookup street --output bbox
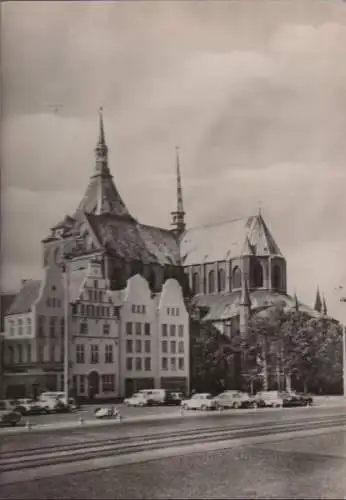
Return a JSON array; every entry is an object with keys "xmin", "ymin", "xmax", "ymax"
[{"xmin": 0, "ymin": 404, "xmax": 345, "ymax": 499}]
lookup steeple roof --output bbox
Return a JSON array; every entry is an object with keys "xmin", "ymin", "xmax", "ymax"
[
  {"xmin": 171, "ymin": 146, "xmax": 186, "ymax": 235},
  {"xmin": 321, "ymin": 294, "xmax": 328, "ymax": 316},
  {"xmin": 314, "ymin": 287, "xmax": 322, "ymax": 312},
  {"xmin": 74, "ymin": 109, "xmax": 134, "ymax": 221}
]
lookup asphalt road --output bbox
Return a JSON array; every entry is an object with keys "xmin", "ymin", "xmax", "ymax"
[{"xmin": 0, "ymin": 405, "xmax": 345, "ymax": 499}]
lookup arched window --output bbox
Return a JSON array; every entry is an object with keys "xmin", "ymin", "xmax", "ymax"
[
  {"xmin": 232, "ymin": 266, "xmax": 242, "ymax": 289},
  {"xmin": 192, "ymin": 272, "xmax": 200, "ymax": 295},
  {"xmin": 272, "ymin": 265, "xmax": 281, "ymax": 289},
  {"xmin": 251, "ymin": 261, "xmax": 263, "ymax": 288},
  {"xmin": 208, "ymin": 270, "xmax": 215, "ymax": 293},
  {"xmin": 218, "ymin": 268, "xmax": 226, "ymax": 292}
]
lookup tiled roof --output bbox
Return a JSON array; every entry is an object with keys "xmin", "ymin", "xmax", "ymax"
[
  {"xmin": 85, "ymin": 213, "xmax": 180, "ymax": 266},
  {"xmin": 0, "ymin": 294, "xmax": 17, "ymax": 330},
  {"xmin": 68, "ymin": 269, "xmax": 87, "ymax": 302},
  {"xmin": 193, "ymin": 290, "xmax": 319, "ymax": 322},
  {"xmin": 6, "ymin": 280, "xmax": 41, "ymax": 315},
  {"xmin": 75, "ymin": 173, "xmax": 134, "ymax": 221},
  {"xmin": 180, "ymin": 214, "xmax": 282, "ymax": 266}
]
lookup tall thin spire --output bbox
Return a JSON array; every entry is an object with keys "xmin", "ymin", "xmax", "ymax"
[
  {"xmin": 314, "ymin": 286, "xmax": 322, "ymax": 313},
  {"xmin": 171, "ymin": 146, "xmax": 186, "ymax": 235},
  {"xmin": 321, "ymin": 294, "xmax": 328, "ymax": 316},
  {"xmin": 293, "ymin": 291, "xmax": 299, "ymax": 312},
  {"xmin": 94, "ymin": 107, "xmax": 109, "ymax": 177}
]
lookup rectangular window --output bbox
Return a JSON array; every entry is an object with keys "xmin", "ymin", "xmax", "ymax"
[
  {"xmin": 80, "ymin": 322, "xmax": 88, "ymax": 334},
  {"xmin": 135, "ymin": 357, "xmax": 142, "ymax": 371},
  {"xmin": 103, "ymin": 324, "xmax": 110, "ymax": 335},
  {"xmin": 126, "ymin": 339, "xmax": 133, "ymax": 353},
  {"xmin": 142, "ymin": 305, "xmax": 146, "ymax": 314},
  {"xmin": 178, "ymin": 325, "xmax": 184, "ymax": 337},
  {"xmin": 178, "ymin": 341, "xmax": 184, "ymax": 353},
  {"xmin": 88, "ymin": 290, "xmax": 93, "ymax": 301},
  {"xmin": 178, "ymin": 357, "xmax": 185, "ymax": 371},
  {"xmin": 9, "ymin": 320, "xmax": 14, "ymax": 336},
  {"xmin": 170, "ymin": 341, "xmax": 176, "ymax": 354},
  {"xmin": 176, "ymin": 308, "xmax": 180, "ymax": 316},
  {"xmin": 167, "ymin": 307, "xmax": 170, "ymax": 315},
  {"xmin": 8, "ymin": 346, "xmax": 14, "ymax": 364},
  {"xmin": 105, "ymin": 344, "xmax": 113, "ymax": 363},
  {"xmin": 38, "ymin": 345, "xmax": 44, "ymax": 363},
  {"xmin": 81, "ymin": 304, "xmax": 86, "ymax": 315},
  {"xmin": 126, "ymin": 322, "xmax": 133, "ymax": 335},
  {"xmin": 144, "ymin": 340, "xmax": 151, "ymax": 353},
  {"xmin": 161, "ymin": 340, "xmax": 168, "ymax": 353},
  {"xmin": 131, "ymin": 304, "xmax": 136, "ymax": 313},
  {"xmin": 49, "ymin": 316, "xmax": 56, "ymax": 337},
  {"xmin": 17, "ymin": 344, "xmax": 23, "ymax": 363},
  {"xmin": 170, "ymin": 358, "xmax": 176, "ymax": 371},
  {"xmin": 162, "ymin": 324, "xmax": 168, "ymax": 337},
  {"xmin": 76, "ymin": 344, "xmax": 85, "ymax": 364},
  {"xmin": 161, "ymin": 357, "xmax": 168, "ymax": 370},
  {"xmin": 90, "ymin": 345, "xmax": 99, "ymax": 364},
  {"xmin": 38, "ymin": 316, "xmax": 45, "ymax": 337},
  {"xmin": 27, "ymin": 318, "xmax": 32, "ymax": 335},
  {"xmin": 126, "ymin": 357, "xmax": 133, "ymax": 371},
  {"xmin": 94, "ymin": 280, "xmax": 98, "ymax": 289},
  {"xmin": 144, "ymin": 323, "xmax": 151, "ymax": 335},
  {"xmin": 106, "ymin": 307, "xmax": 110, "ymax": 317},
  {"xmin": 113, "ymin": 307, "xmax": 119, "ymax": 317},
  {"xmin": 71, "ymin": 303, "xmax": 77, "ymax": 315},
  {"xmin": 102, "ymin": 374, "xmax": 115, "ymax": 392},
  {"xmin": 170, "ymin": 324, "xmax": 176, "ymax": 337},
  {"xmin": 144, "ymin": 357, "xmax": 151, "ymax": 371},
  {"xmin": 50, "ymin": 344, "xmax": 55, "ymax": 362},
  {"xmin": 135, "ymin": 339, "xmax": 142, "ymax": 353},
  {"xmin": 18, "ymin": 319, "xmax": 23, "ymax": 336},
  {"xmin": 27, "ymin": 343, "xmax": 32, "ymax": 362},
  {"xmin": 79, "ymin": 375, "xmax": 85, "ymax": 394},
  {"xmin": 135, "ymin": 322, "xmax": 141, "ymax": 335}
]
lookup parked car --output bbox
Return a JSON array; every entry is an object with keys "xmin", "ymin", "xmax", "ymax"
[
  {"xmin": 123, "ymin": 393, "xmax": 151, "ymax": 407},
  {"xmin": 181, "ymin": 393, "xmax": 217, "ymax": 411},
  {"xmin": 0, "ymin": 400, "xmax": 22, "ymax": 426},
  {"xmin": 12, "ymin": 398, "xmax": 49, "ymax": 416},
  {"xmin": 255, "ymin": 391, "xmax": 285, "ymax": 408},
  {"xmin": 94, "ymin": 406, "xmax": 120, "ymax": 419},
  {"xmin": 281, "ymin": 391, "xmax": 314, "ymax": 407},
  {"xmin": 213, "ymin": 390, "xmax": 257, "ymax": 410},
  {"xmin": 165, "ymin": 391, "xmax": 185, "ymax": 406}
]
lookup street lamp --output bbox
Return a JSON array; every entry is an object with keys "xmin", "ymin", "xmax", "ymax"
[
  {"xmin": 60, "ymin": 258, "xmax": 70, "ymax": 406},
  {"xmin": 333, "ymin": 287, "xmax": 346, "ymax": 399}
]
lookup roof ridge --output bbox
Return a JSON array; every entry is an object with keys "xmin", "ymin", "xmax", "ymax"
[{"xmin": 187, "ymin": 215, "xmax": 256, "ymax": 231}]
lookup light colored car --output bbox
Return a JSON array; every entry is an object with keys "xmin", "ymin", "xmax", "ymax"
[
  {"xmin": 213, "ymin": 390, "xmax": 257, "ymax": 410},
  {"xmin": 0, "ymin": 400, "xmax": 22, "ymax": 426},
  {"xmin": 13, "ymin": 398, "xmax": 49, "ymax": 415},
  {"xmin": 94, "ymin": 406, "xmax": 120, "ymax": 419},
  {"xmin": 181, "ymin": 393, "xmax": 217, "ymax": 411},
  {"xmin": 123, "ymin": 393, "xmax": 151, "ymax": 407},
  {"xmin": 255, "ymin": 391, "xmax": 284, "ymax": 408}
]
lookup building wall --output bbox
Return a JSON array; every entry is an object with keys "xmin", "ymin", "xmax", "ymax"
[
  {"xmin": 119, "ymin": 274, "xmax": 158, "ymax": 397},
  {"xmin": 69, "ymin": 259, "xmax": 120, "ymax": 399}
]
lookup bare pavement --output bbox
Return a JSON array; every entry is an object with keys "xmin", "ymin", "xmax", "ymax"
[{"xmin": 0, "ymin": 399, "xmax": 345, "ymax": 499}]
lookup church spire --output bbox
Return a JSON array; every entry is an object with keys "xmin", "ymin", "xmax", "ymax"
[
  {"xmin": 314, "ymin": 286, "xmax": 322, "ymax": 312},
  {"xmin": 293, "ymin": 291, "xmax": 299, "ymax": 312},
  {"xmin": 171, "ymin": 146, "xmax": 186, "ymax": 235},
  {"xmin": 321, "ymin": 294, "xmax": 328, "ymax": 316},
  {"xmin": 94, "ymin": 107, "xmax": 110, "ymax": 177}
]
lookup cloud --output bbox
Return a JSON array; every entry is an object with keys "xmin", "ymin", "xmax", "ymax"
[{"xmin": 2, "ymin": 2, "xmax": 346, "ymax": 320}]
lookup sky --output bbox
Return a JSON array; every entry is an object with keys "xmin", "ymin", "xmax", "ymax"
[{"xmin": 2, "ymin": 1, "xmax": 346, "ymax": 321}]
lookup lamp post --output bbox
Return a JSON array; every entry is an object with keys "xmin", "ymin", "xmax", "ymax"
[
  {"xmin": 334, "ymin": 288, "xmax": 346, "ymax": 399},
  {"xmin": 61, "ymin": 259, "xmax": 70, "ymax": 406}
]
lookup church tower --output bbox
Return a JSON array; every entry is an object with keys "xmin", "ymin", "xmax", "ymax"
[{"xmin": 171, "ymin": 146, "xmax": 186, "ymax": 236}]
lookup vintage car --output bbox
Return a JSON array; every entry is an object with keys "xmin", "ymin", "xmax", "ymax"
[
  {"xmin": 0, "ymin": 400, "xmax": 22, "ymax": 426},
  {"xmin": 180, "ymin": 393, "xmax": 217, "ymax": 411},
  {"xmin": 94, "ymin": 406, "xmax": 120, "ymax": 419},
  {"xmin": 213, "ymin": 390, "xmax": 257, "ymax": 410}
]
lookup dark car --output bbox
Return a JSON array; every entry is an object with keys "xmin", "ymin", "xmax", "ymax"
[
  {"xmin": 282, "ymin": 391, "xmax": 313, "ymax": 407},
  {"xmin": 165, "ymin": 391, "xmax": 185, "ymax": 406},
  {"xmin": 0, "ymin": 400, "xmax": 22, "ymax": 426}
]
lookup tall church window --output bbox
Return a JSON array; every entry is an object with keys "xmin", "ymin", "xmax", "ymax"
[
  {"xmin": 232, "ymin": 267, "xmax": 242, "ymax": 289},
  {"xmin": 218, "ymin": 268, "xmax": 226, "ymax": 292},
  {"xmin": 208, "ymin": 270, "xmax": 215, "ymax": 293},
  {"xmin": 272, "ymin": 265, "xmax": 281, "ymax": 290},
  {"xmin": 251, "ymin": 261, "xmax": 263, "ymax": 288},
  {"xmin": 192, "ymin": 272, "xmax": 200, "ymax": 294}
]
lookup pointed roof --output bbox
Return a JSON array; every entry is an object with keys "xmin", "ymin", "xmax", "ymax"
[
  {"xmin": 74, "ymin": 110, "xmax": 134, "ymax": 221},
  {"xmin": 6, "ymin": 280, "xmax": 41, "ymax": 315},
  {"xmin": 314, "ymin": 287, "xmax": 322, "ymax": 312},
  {"xmin": 293, "ymin": 292, "xmax": 299, "ymax": 311},
  {"xmin": 180, "ymin": 213, "xmax": 282, "ymax": 266},
  {"xmin": 321, "ymin": 294, "xmax": 327, "ymax": 316},
  {"xmin": 241, "ymin": 237, "xmax": 254, "ymax": 256},
  {"xmin": 240, "ymin": 278, "xmax": 251, "ymax": 307},
  {"xmin": 171, "ymin": 146, "xmax": 186, "ymax": 234}
]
